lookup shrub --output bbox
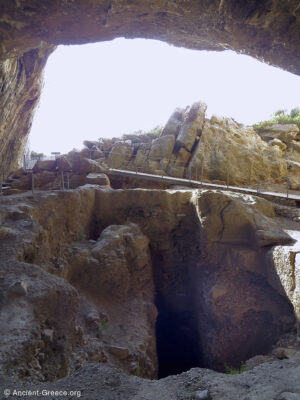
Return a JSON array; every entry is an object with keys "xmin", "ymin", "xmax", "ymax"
[
  {"xmin": 253, "ymin": 108, "xmax": 300, "ymax": 133},
  {"xmin": 224, "ymin": 362, "xmax": 245, "ymax": 374},
  {"xmin": 121, "ymin": 125, "xmax": 163, "ymax": 142}
]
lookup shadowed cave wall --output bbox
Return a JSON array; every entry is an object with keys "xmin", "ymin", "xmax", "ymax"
[{"xmin": 1, "ymin": 0, "xmax": 300, "ymax": 176}]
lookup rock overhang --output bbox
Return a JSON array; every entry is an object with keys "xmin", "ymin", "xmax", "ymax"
[{"xmin": 1, "ymin": 0, "xmax": 300, "ymax": 177}]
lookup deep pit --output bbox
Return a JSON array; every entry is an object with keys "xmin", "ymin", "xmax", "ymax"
[{"xmin": 0, "ymin": 186, "xmax": 295, "ymax": 382}]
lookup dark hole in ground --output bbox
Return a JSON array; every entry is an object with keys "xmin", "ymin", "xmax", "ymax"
[{"xmin": 155, "ymin": 305, "xmax": 200, "ymax": 378}]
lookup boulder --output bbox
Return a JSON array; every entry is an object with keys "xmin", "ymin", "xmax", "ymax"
[
  {"xmin": 107, "ymin": 142, "xmax": 133, "ymax": 169},
  {"xmin": 85, "ymin": 173, "xmax": 110, "ymax": 186},
  {"xmin": 197, "ymin": 190, "xmax": 292, "ymax": 247},
  {"xmin": 91, "ymin": 148, "xmax": 104, "ymax": 160},
  {"xmin": 34, "ymin": 171, "xmax": 57, "ymax": 188},
  {"xmin": 167, "ymin": 148, "xmax": 192, "ymax": 178},
  {"xmin": 288, "ymin": 177, "xmax": 300, "ymax": 190},
  {"xmin": 88, "ymin": 223, "xmax": 154, "ymax": 299},
  {"xmin": 287, "ymin": 160, "xmax": 300, "ymax": 175},
  {"xmin": 161, "ymin": 107, "xmax": 185, "ymax": 138},
  {"xmin": 289, "ymin": 140, "xmax": 300, "ymax": 153},
  {"xmin": 259, "ymin": 124, "xmax": 299, "ymax": 144},
  {"xmin": 33, "ymin": 160, "xmax": 57, "ymax": 172},
  {"xmin": 133, "ymin": 143, "xmax": 151, "ymax": 169},
  {"xmin": 10, "ymin": 173, "xmax": 32, "ymax": 189},
  {"xmin": 188, "ymin": 117, "xmax": 288, "ymax": 185},
  {"xmin": 72, "ymin": 158, "xmax": 105, "ymax": 174},
  {"xmin": 108, "ymin": 346, "xmax": 130, "ymax": 360},
  {"xmin": 56, "ymin": 156, "xmax": 72, "ymax": 172},
  {"xmin": 83, "ymin": 140, "xmax": 99, "ymax": 149},
  {"xmin": 79, "ymin": 148, "xmax": 91, "ymax": 158},
  {"xmin": 98, "ymin": 138, "xmax": 116, "ymax": 153},
  {"xmin": 175, "ymin": 102, "xmax": 207, "ymax": 151},
  {"xmin": 69, "ymin": 174, "xmax": 86, "ymax": 189},
  {"xmin": 269, "ymin": 138, "xmax": 287, "ymax": 152},
  {"xmin": 9, "ymin": 168, "xmax": 25, "ymax": 179},
  {"xmin": 148, "ymin": 135, "xmax": 175, "ymax": 161}
]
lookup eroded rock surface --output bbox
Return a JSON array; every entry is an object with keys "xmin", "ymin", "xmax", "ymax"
[
  {"xmin": 84, "ymin": 104, "xmax": 299, "ymax": 188},
  {"xmin": 2, "ymin": 1, "xmax": 300, "ymax": 176},
  {"xmin": 3, "ymin": 354, "xmax": 300, "ymax": 400},
  {"xmin": 0, "ymin": 186, "xmax": 299, "ymax": 386}
]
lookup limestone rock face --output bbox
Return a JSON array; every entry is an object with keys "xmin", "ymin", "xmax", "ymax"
[
  {"xmin": 33, "ymin": 160, "xmax": 57, "ymax": 172},
  {"xmin": 148, "ymin": 135, "xmax": 175, "ymax": 162},
  {"xmin": 161, "ymin": 108, "xmax": 185, "ymax": 138},
  {"xmin": 84, "ymin": 105, "xmax": 296, "ymax": 186},
  {"xmin": 0, "ymin": 186, "xmax": 299, "ymax": 383},
  {"xmin": 133, "ymin": 143, "xmax": 151, "ymax": 169},
  {"xmin": 290, "ymin": 141, "xmax": 300, "ymax": 153},
  {"xmin": 2, "ymin": 1, "xmax": 300, "ymax": 177},
  {"xmin": 269, "ymin": 138, "xmax": 287, "ymax": 152},
  {"xmin": 0, "ymin": 43, "xmax": 54, "ymax": 177},
  {"xmin": 67, "ymin": 154, "xmax": 105, "ymax": 174},
  {"xmin": 193, "ymin": 190, "xmax": 296, "ymax": 370},
  {"xmin": 188, "ymin": 117, "xmax": 288, "ymax": 185},
  {"xmin": 86, "ymin": 173, "xmax": 110, "ymax": 186},
  {"xmin": 10, "ymin": 353, "xmax": 300, "ymax": 400},
  {"xmin": 259, "ymin": 124, "xmax": 299, "ymax": 145},
  {"xmin": 65, "ymin": 223, "xmax": 158, "ymax": 378},
  {"xmin": 107, "ymin": 142, "xmax": 133, "ymax": 169},
  {"xmin": 56, "ymin": 156, "xmax": 72, "ymax": 172},
  {"xmin": 176, "ymin": 102, "xmax": 207, "ymax": 151}
]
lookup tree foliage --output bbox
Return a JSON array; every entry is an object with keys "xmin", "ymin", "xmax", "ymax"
[
  {"xmin": 30, "ymin": 150, "xmax": 45, "ymax": 160},
  {"xmin": 253, "ymin": 108, "xmax": 300, "ymax": 132}
]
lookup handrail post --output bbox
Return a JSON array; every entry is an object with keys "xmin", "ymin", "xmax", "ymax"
[
  {"xmin": 31, "ymin": 173, "xmax": 34, "ymax": 195},
  {"xmin": 226, "ymin": 169, "xmax": 229, "ymax": 189}
]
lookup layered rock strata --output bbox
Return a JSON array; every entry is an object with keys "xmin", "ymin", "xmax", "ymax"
[
  {"xmin": 2, "ymin": 1, "xmax": 300, "ymax": 176},
  {"xmin": 0, "ymin": 186, "xmax": 299, "ymax": 382},
  {"xmin": 87, "ymin": 103, "xmax": 299, "ymax": 188}
]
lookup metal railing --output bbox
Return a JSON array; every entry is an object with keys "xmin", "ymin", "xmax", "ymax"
[{"xmin": 1, "ymin": 149, "xmax": 298, "ymax": 201}]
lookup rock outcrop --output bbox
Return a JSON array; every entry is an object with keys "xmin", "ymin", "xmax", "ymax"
[
  {"xmin": 86, "ymin": 103, "xmax": 298, "ymax": 188},
  {"xmin": 188, "ymin": 116, "xmax": 289, "ymax": 185},
  {"xmin": 0, "ymin": 185, "xmax": 299, "ymax": 383},
  {"xmin": 2, "ymin": 1, "xmax": 300, "ymax": 176},
  {"xmin": 257, "ymin": 123, "xmax": 300, "ymax": 189},
  {"xmin": 0, "ymin": 43, "xmax": 54, "ymax": 177},
  {"xmin": 5, "ymin": 354, "xmax": 300, "ymax": 400},
  {"xmin": 1, "ymin": 152, "xmax": 109, "ymax": 195}
]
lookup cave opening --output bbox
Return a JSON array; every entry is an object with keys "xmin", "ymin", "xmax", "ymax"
[
  {"xmin": 155, "ymin": 301, "xmax": 201, "ymax": 379},
  {"xmin": 149, "ymin": 219, "xmax": 205, "ymax": 379},
  {"xmin": 27, "ymin": 38, "xmax": 300, "ymax": 162},
  {"xmin": 150, "ymin": 222, "xmax": 298, "ymax": 379}
]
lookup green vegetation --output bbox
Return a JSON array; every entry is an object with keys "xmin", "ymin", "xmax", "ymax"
[
  {"xmin": 135, "ymin": 364, "xmax": 141, "ymax": 377},
  {"xmin": 253, "ymin": 108, "xmax": 300, "ymax": 133},
  {"xmin": 224, "ymin": 362, "xmax": 246, "ymax": 375},
  {"xmin": 30, "ymin": 150, "xmax": 45, "ymax": 160},
  {"xmin": 97, "ymin": 317, "xmax": 108, "ymax": 335},
  {"xmin": 121, "ymin": 125, "xmax": 163, "ymax": 142}
]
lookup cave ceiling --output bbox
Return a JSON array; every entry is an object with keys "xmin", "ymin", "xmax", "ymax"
[
  {"xmin": 1, "ymin": 0, "xmax": 300, "ymax": 176},
  {"xmin": 1, "ymin": 0, "xmax": 300, "ymax": 74}
]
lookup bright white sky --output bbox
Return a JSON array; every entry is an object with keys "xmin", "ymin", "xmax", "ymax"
[{"xmin": 29, "ymin": 38, "xmax": 300, "ymax": 154}]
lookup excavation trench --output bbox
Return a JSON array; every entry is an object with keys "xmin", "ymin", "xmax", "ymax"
[{"xmin": 5, "ymin": 188, "xmax": 298, "ymax": 381}]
